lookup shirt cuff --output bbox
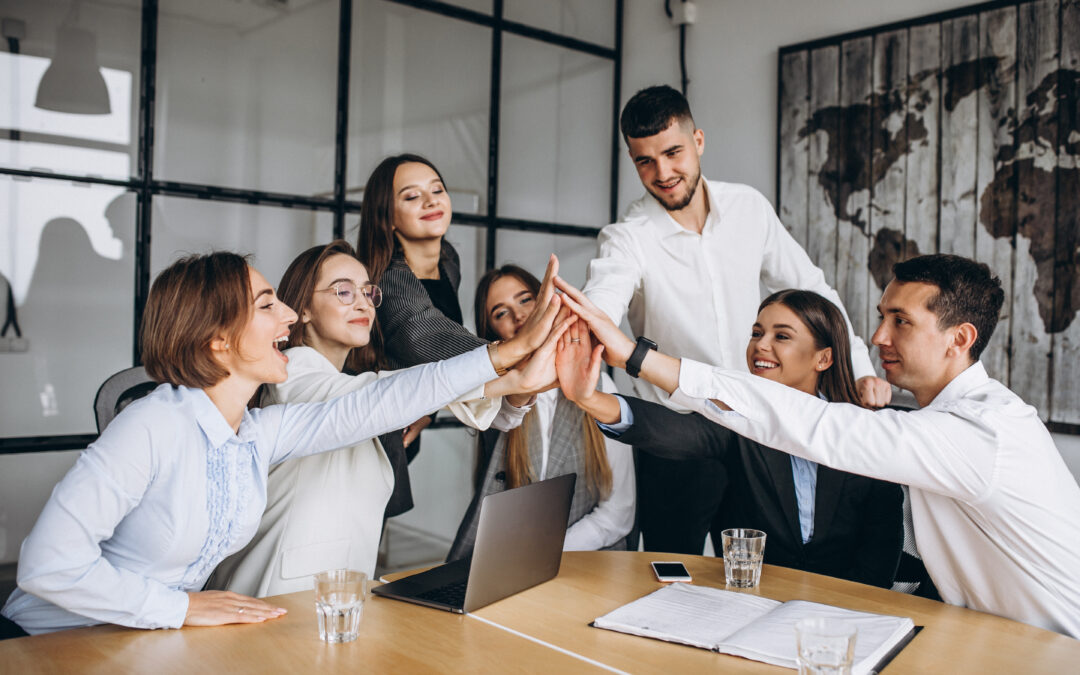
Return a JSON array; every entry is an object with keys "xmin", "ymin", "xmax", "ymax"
[{"xmin": 595, "ymin": 395, "xmax": 634, "ymax": 435}]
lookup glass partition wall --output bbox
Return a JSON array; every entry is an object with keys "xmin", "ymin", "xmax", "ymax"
[{"xmin": 0, "ymin": 0, "xmax": 623, "ymax": 453}]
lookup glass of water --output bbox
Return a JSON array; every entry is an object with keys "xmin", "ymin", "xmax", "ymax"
[
  {"xmin": 721, "ymin": 528, "xmax": 766, "ymax": 588},
  {"xmin": 314, "ymin": 569, "xmax": 367, "ymax": 643},
  {"xmin": 795, "ymin": 618, "xmax": 857, "ymax": 675}
]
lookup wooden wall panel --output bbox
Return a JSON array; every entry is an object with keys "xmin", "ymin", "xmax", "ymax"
[
  {"xmin": 1050, "ymin": 0, "xmax": 1080, "ymax": 422},
  {"xmin": 1010, "ymin": 0, "xmax": 1058, "ymax": 417},
  {"xmin": 836, "ymin": 37, "xmax": 873, "ymax": 339},
  {"xmin": 975, "ymin": 6, "xmax": 1018, "ymax": 383},
  {"xmin": 779, "ymin": 51, "xmax": 810, "ymax": 247},
  {"xmin": 940, "ymin": 15, "xmax": 980, "ymax": 258},
  {"xmin": 808, "ymin": 46, "xmax": 840, "ymax": 287},
  {"xmin": 904, "ymin": 23, "xmax": 941, "ymax": 257}
]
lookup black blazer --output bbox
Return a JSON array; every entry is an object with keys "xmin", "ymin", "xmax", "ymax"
[
  {"xmin": 609, "ymin": 396, "xmax": 903, "ymax": 588},
  {"xmin": 377, "ymin": 240, "xmax": 486, "ymax": 369}
]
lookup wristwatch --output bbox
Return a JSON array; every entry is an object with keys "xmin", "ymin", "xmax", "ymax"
[{"xmin": 626, "ymin": 336, "xmax": 657, "ymax": 378}]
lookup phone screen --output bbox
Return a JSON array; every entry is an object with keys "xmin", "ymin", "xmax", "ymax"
[{"xmin": 652, "ymin": 562, "xmax": 690, "ymax": 578}]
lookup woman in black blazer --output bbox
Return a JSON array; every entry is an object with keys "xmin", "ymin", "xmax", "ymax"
[
  {"xmin": 558, "ymin": 289, "xmax": 903, "ymax": 588},
  {"xmin": 355, "ymin": 154, "xmax": 559, "ymax": 509}
]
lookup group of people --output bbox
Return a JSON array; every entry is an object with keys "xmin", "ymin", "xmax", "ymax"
[{"xmin": 2, "ymin": 85, "xmax": 1078, "ymax": 642}]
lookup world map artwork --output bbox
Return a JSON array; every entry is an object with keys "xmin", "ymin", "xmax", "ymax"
[
  {"xmin": 778, "ymin": 1, "xmax": 1080, "ymax": 424},
  {"xmin": 799, "ymin": 61, "xmax": 1079, "ymax": 333}
]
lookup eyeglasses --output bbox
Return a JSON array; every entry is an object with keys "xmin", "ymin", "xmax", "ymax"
[{"xmin": 315, "ymin": 281, "xmax": 383, "ymax": 308}]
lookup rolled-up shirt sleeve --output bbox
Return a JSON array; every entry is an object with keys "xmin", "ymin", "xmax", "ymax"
[{"xmin": 15, "ymin": 418, "xmax": 190, "ymax": 630}]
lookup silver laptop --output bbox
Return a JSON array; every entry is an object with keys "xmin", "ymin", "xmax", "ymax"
[{"xmin": 372, "ymin": 473, "xmax": 576, "ymax": 614}]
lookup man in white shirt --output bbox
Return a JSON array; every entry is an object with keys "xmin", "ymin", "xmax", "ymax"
[
  {"xmin": 584, "ymin": 85, "xmax": 891, "ymax": 554},
  {"xmin": 557, "ymin": 254, "xmax": 1080, "ymax": 637}
]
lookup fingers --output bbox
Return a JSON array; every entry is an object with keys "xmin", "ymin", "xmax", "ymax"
[{"xmin": 536, "ymin": 254, "xmax": 559, "ymax": 308}]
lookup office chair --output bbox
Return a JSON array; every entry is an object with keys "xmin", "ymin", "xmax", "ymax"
[{"xmin": 93, "ymin": 366, "xmax": 157, "ymax": 433}]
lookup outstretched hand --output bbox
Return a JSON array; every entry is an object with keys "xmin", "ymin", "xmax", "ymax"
[
  {"xmin": 552, "ymin": 276, "xmax": 635, "ymax": 369},
  {"xmin": 184, "ymin": 590, "xmax": 287, "ymax": 627},
  {"xmin": 497, "ymin": 255, "xmax": 563, "ymax": 370},
  {"xmin": 555, "ymin": 316, "xmax": 604, "ymax": 404},
  {"xmin": 511, "ymin": 305, "xmax": 575, "ymax": 394}
]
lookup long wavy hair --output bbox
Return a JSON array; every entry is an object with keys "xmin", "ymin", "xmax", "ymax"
[
  {"xmin": 475, "ymin": 264, "xmax": 612, "ymax": 500},
  {"xmin": 758, "ymin": 289, "xmax": 861, "ymax": 405},
  {"xmin": 356, "ymin": 153, "xmax": 447, "ymax": 285}
]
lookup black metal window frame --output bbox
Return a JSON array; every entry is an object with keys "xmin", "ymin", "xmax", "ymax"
[{"xmin": 0, "ymin": 0, "xmax": 625, "ymax": 454}]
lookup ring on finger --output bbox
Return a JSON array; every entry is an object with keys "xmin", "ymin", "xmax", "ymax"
[{"xmin": 570, "ymin": 338, "xmax": 581, "ymax": 343}]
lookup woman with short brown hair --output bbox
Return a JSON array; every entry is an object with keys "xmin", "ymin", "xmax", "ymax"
[{"xmin": 1, "ymin": 251, "xmax": 567, "ymax": 636}]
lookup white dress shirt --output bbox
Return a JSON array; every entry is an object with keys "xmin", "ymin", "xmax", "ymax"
[
  {"xmin": 2, "ymin": 346, "xmax": 496, "ymax": 635},
  {"xmin": 584, "ymin": 180, "xmax": 875, "ymax": 409},
  {"xmin": 672, "ymin": 359, "xmax": 1080, "ymax": 638}
]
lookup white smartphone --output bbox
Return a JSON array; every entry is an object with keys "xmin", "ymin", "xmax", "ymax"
[{"xmin": 651, "ymin": 561, "xmax": 692, "ymax": 583}]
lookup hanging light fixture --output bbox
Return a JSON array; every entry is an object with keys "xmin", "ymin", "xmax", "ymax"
[{"xmin": 34, "ymin": 2, "xmax": 111, "ymax": 115}]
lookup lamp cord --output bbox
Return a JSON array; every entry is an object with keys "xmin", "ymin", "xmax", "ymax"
[{"xmin": 662, "ymin": 0, "xmax": 690, "ymax": 96}]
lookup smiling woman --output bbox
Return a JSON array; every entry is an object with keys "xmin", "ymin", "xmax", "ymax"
[{"xmin": 0, "ymin": 250, "xmax": 554, "ymax": 636}]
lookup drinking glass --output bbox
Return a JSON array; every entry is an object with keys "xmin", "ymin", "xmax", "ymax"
[
  {"xmin": 314, "ymin": 569, "xmax": 367, "ymax": 643},
  {"xmin": 795, "ymin": 618, "xmax": 857, "ymax": 675},
  {"xmin": 721, "ymin": 528, "xmax": 766, "ymax": 588}
]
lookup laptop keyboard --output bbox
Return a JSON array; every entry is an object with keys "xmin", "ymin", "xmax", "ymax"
[{"xmin": 415, "ymin": 579, "xmax": 468, "ymax": 606}]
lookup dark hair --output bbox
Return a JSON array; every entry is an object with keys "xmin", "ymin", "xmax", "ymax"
[
  {"xmin": 277, "ymin": 239, "xmax": 385, "ymax": 373},
  {"xmin": 357, "ymin": 153, "xmax": 446, "ymax": 285},
  {"xmin": 473, "ymin": 264, "xmax": 541, "ymax": 341},
  {"xmin": 141, "ymin": 251, "xmax": 252, "ymax": 388},
  {"xmin": 758, "ymin": 289, "xmax": 861, "ymax": 406},
  {"xmin": 620, "ymin": 85, "xmax": 695, "ymax": 140},
  {"xmin": 891, "ymin": 254, "xmax": 1004, "ymax": 362},
  {"xmin": 474, "ymin": 264, "xmax": 612, "ymax": 499}
]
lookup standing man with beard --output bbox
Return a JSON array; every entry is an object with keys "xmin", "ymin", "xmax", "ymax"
[{"xmin": 584, "ymin": 85, "xmax": 891, "ymax": 555}]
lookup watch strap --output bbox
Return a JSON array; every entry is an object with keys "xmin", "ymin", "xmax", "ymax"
[{"xmin": 626, "ymin": 336, "xmax": 657, "ymax": 378}]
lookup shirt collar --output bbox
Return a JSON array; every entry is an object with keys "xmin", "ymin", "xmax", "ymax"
[
  {"xmin": 185, "ymin": 385, "xmax": 258, "ymax": 448},
  {"xmin": 640, "ymin": 177, "xmax": 718, "ymax": 239},
  {"xmin": 927, "ymin": 361, "xmax": 989, "ymax": 408}
]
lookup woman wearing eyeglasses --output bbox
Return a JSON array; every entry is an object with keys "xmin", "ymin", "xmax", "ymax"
[{"xmin": 206, "ymin": 241, "xmax": 553, "ymax": 598}]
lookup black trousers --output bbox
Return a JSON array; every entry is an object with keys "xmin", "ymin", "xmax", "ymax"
[{"xmin": 635, "ymin": 450, "xmax": 728, "ymax": 554}]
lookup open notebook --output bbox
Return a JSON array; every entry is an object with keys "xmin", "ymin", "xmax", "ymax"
[{"xmin": 592, "ymin": 583, "xmax": 917, "ymax": 675}]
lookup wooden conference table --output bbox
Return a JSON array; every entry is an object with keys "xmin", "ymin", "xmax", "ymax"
[{"xmin": 2, "ymin": 551, "xmax": 1077, "ymax": 673}]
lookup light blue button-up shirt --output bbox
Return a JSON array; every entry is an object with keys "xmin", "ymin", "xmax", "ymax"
[
  {"xmin": 600, "ymin": 394, "xmax": 818, "ymax": 543},
  {"xmin": 3, "ymin": 346, "xmax": 495, "ymax": 635}
]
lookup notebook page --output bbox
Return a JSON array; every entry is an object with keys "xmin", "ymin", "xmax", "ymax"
[
  {"xmin": 716, "ymin": 599, "xmax": 915, "ymax": 673},
  {"xmin": 592, "ymin": 583, "xmax": 779, "ymax": 650}
]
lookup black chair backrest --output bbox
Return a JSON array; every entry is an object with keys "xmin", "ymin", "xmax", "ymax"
[{"xmin": 93, "ymin": 366, "xmax": 157, "ymax": 433}]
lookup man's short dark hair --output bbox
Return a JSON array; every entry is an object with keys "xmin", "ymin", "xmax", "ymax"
[
  {"xmin": 892, "ymin": 254, "xmax": 1005, "ymax": 362},
  {"xmin": 620, "ymin": 85, "xmax": 695, "ymax": 140}
]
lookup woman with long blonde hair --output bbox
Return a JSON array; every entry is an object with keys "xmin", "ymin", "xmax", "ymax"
[{"xmin": 447, "ymin": 265, "xmax": 635, "ymax": 560}]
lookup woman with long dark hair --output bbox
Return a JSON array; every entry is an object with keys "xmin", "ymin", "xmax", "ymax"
[
  {"xmin": 557, "ymin": 288, "xmax": 903, "ymax": 587},
  {"xmin": 357, "ymin": 154, "xmax": 559, "ymax": 508},
  {"xmin": 446, "ymin": 265, "xmax": 635, "ymax": 561}
]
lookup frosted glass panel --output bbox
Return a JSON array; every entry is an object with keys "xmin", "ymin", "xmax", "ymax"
[
  {"xmin": 0, "ymin": 0, "xmax": 139, "ymax": 181},
  {"xmin": 0, "ymin": 180, "xmax": 135, "ymax": 436},
  {"xmin": 150, "ymin": 197, "xmax": 335, "ymax": 291},
  {"xmin": 154, "ymin": 0, "xmax": 338, "ymax": 195},
  {"xmin": 499, "ymin": 34, "xmax": 613, "ymax": 227},
  {"xmin": 495, "ymin": 230, "xmax": 597, "ymax": 290},
  {"xmin": 505, "ymin": 0, "xmax": 615, "ymax": 47},
  {"xmin": 348, "ymin": 1, "xmax": 491, "ymax": 215}
]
